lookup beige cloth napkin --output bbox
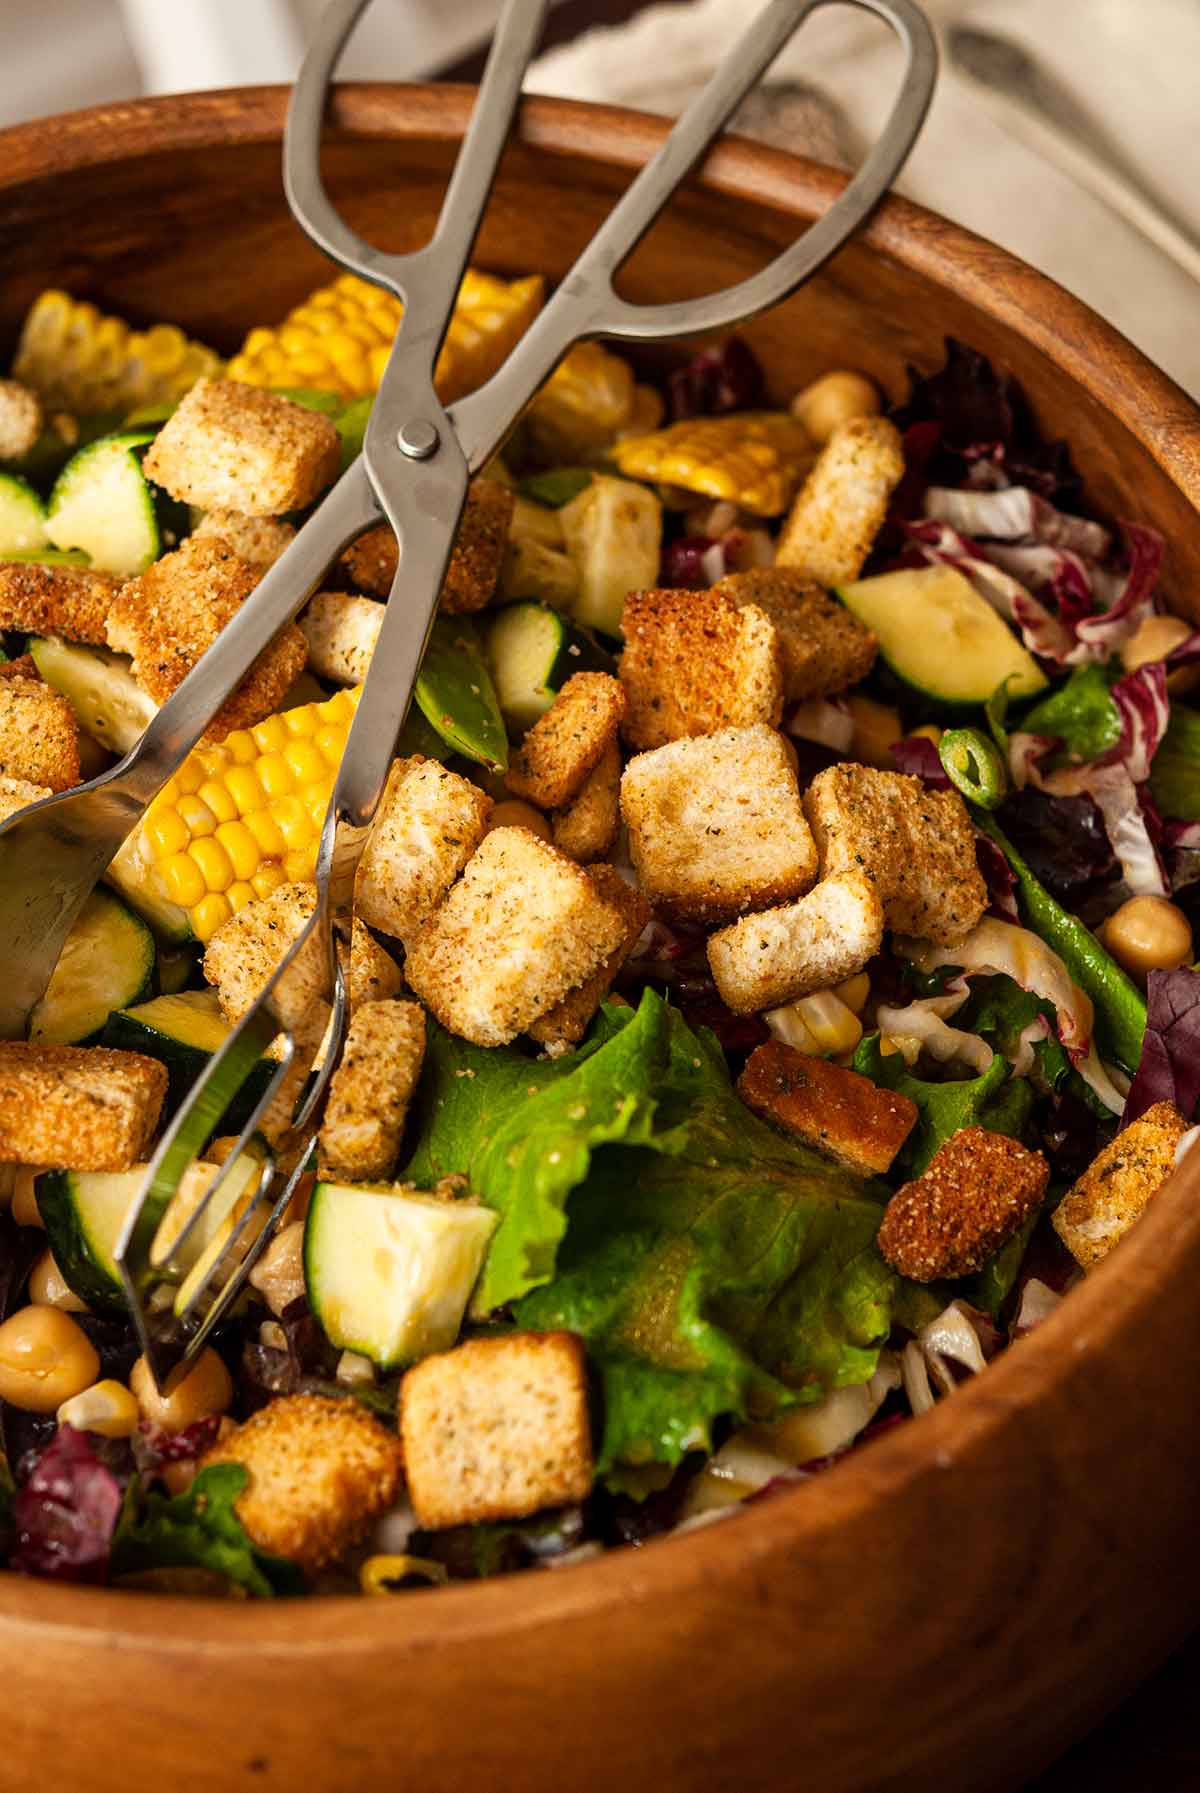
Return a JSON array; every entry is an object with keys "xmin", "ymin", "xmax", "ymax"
[{"xmin": 528, "ymin": 0, "xmax": 1200, "ymax": 398}]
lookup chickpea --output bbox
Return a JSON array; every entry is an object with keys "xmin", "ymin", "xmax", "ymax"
[
  {"xmin": 1121, "ymin": 613, "xmax": 1200, "ymax": 695},
  {"xmin": 846, "ymin": 694, "xmax": 903, "ymax": 770},
  {"xmin": 1099, "ymin": 896, "xmax": 1194, "ymax": 980},
  {"xmin": 834, "ymin": 971, "xmax": 871, "ymax": 1014},
  {"xmin": 10, "ymin": 1167, "xmax": 44, "ymax": 1229},
  {"xmin": 27, "ymin": 1248, "xmax": 89, "ymax": 1313},
  {"xmin": 790, "ymin": 370, "xmax": 881, "ymax": 445},
  {"xmin": 0, "ymin": 1307, "xmax": 99, "ymax": 1413},
  {"xmin": 130, "ymin": 1347, "xmax": 234, "ymax": 1434},
  {"xmin": 910, "ymin": 723, "xmax": 943, "ymax": 746},
  {"xmin": 486, "ymin": 799, "xmax": 552, "ymax": 843}
]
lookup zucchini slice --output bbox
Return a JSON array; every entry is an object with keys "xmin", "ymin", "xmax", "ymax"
[
  {"xmin": 27, "ymin": 636, "xmax": 157, "ymax": 753},
  {"xmin": 834, "ymin": 565, "xmax": 1047, "ymax": 705},
  {"xmin": 101, "ymin": 988, "xmax": 275, "ymax": 1127},
  {"xmin": 0, "ymin": 471, "xmax": 50, "ymax": 556},
  {"xmin": 304, "ymin": 1180, "xmax": 498, "ymax": 1369},
  {"xmin": 45, "ymin": 430, "xmax": 187, "ymax": 576},
  {"xmin": 29, "ymin": 887, "xmax": 154, "ymax": 1044},
  {"xmin": 486, "ymin": 601, "xmax": 616, "ymax": 733}
]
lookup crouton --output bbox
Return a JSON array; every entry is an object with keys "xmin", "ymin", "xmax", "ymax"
[
  {"xmin": 552, "ymin": 738, "xmax": 621, "ymax": 863},
  {"xmin": 0, "ymin": 678, "xmax": 79, "ymax": 791},
  {"xmin": 804, "ymin": 763, "xmax": 987, "ymax": 946},
  {"xmin": 1053, "ymin": 1101, "xmax": 1188, "ymax": 1269},
  {"xmin": 738, "ymin": 1040, "xmax": 918, "ymax": 1175},
  {"xmin": 318, "ymin": 1000, "xmax": 426, "ymax": 1183},
  {"xmin": 399, "ymin": 1331, "xmax": 593, "ymax": 1529},
  {"xmin": 355, "ymin": 756, "xmax": 493, "ymax": 944},
  {"xmin": 0, "ymin": 560, "xmax": 118, "ymax": 646},
  {"xmin": 341, "ymin": 524, "xmax": 396, "ymax": 599},
  {"xmin": 528, "ymin": 864, "xmax": 649, "ymax": 1047},
  {"xmin": 506, "ymin": 672, "xmax": 625, "ymax": 809},
  {"xmin": 707, "ymin": 870, "xmax": 883, "ymax": 1014},
  {"xmin": 620, "ymin": 723, "xmax": 816, "ymax": 926},
  {"xmin": 142, "ymin": 378, "xmax": 339, "ymax": 516},
  {"xmin": 191, "ymin": 509, "xmax": 296, "ymax": 567},
  {"xmin": 300, "ymin": 591, "xmax": 383, "ymax": 685},
  {"xmin": 107, "ymin": 536, "xmax": 307, "ymax": 738},
  {"xmin": 0, "ymin": 654, "xmax": 38, "ymax": 684},
  {"xmin": 200, "ymin": 1392, "xmax": 404, "ymax": 1574},
  {"xmin": 0, "ymin": 1042, "xmax": 166, "ymax": 1171},
  {"xmin": 618, "ymin": 587, "xmax": 782, "ymax": 751},
  {"xmin": 878, "ymin": 1126, "xmax": 1050, "ymax": 1281},
  {"xmin": 404, "ymin": 827, "xmax": 628, "ymax": 1046},
  {"xmin": 714, "ymin": 567, "xmax": 877, "ymax": 700},
  {"xmin": 0, "ymin": 772, "xmax": 51, "ymax": 823},
  {"xmin": 341, "ymin": 479, "xmax": 514, "ymax": 613},
  {"xmin": 0, "ymin": 379, "xmax": 42, "ymax": 460},
  {"xmin": 775, "ymin": 414, "xmax": 905, "ymax": 585}
]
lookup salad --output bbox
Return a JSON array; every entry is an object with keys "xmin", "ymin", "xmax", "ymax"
[{"xmin": 0, "ymin": 276, "xmax": 1197, "ymax": 1598}]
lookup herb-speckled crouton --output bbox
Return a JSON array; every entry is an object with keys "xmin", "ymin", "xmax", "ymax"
[
  {"xmin": 341, "ymin": 479, "xmax": 514, "ymax": 613},
  {"xmin": 774, "ymin": 414, "xmax": 905, "ymax": 586},
  {"xmin": 506, "ymin": 672, "xmax": 625, "ymax": 810},
  {"xmin": 201, "ymin": 1392, "xmax": 404, "ymax": 1574},
  {"xmin": 528, "ymin": 865, "xmax": 649, "ymax": 1048},
  {"xmin": 300, "ymin": 591, "xmax": 383, "ymax": 685},
  {"xmin": 714, "ymin": 566, "xmax": 877, "ymax": 701},
  {"xmin": 708, "ymin": 869, "xmax": 883, "ymax": 1014},
  {"xmin": 0, "ymin": 678, "xmax": 79, "ymax": 790},
  {"xmin": 142, "ymin": 378, "xmax": 339, "ymax": 515},
  {"xmin": 355, "ymin": 756, "xmax": 492, "ymax": 944},
  {"xmin": 738, "ymin": 1040, "xmax": 918, "ymax": 1175},
  {"xmin": 399, "ymin": 1331, "xmax": 593, "ymax": 1529},
  {"xmin": 0, "ymin": 379, "xmax": 42, "ymax": 460},
  {"xmin": 318, "ymin": 1000, "xmax": 426, "ymax": 1183},
  {"xmin": 0, "ymin": 560, "xmax": 119, "ymax": 645},
  {"xmin": 620, "ymin": 723, "xmax": 817, "ymax": 926},
  {"xmin": 0, "ymin": 772, "xmax": 51, "ymax": 823},
  {"xmin": 878, "ymin": 1126, "xmax": 1050, "ymax": 1281},
  {"xmin": 1053, "ymin": 1101, "xmax": 1188, "ymax": 1269},
  {"xmin": 191, "ymin": 509, "xmax": 296, "ymax": 567},
  {"xmin": 403, "ymin": 827, "xmax": 628, "ymax": 1046},
  {"xmin": 0, "ymin": 1042, "xmax": 166, "ymax": 1170},
  {"xmin": 551, "ymin": 738, "xmax": 621, "ymax": 864},
  {"xmin": 618, "ymin": 587, "xmax": 782, "ymax": 750}
]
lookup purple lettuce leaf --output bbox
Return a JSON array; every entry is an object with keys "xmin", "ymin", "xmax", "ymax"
[
  {"xmin": 1122, "ymin": 966, "xmax": 1200, "ymax": 1127},
  {"xmin": 997, "ymin": 787, "xmax": 1118, "ymax": 906},
  {"xmin": 9, "ymin": 1426, "xmax": 125, "ymax": 1582},
  {"xmin": 890, "ymin": 735, "xmax": 951, "ymax": 786},
  {"xmin": 664, "ymin": 337, "xmax": 765, "ymax": 422}
]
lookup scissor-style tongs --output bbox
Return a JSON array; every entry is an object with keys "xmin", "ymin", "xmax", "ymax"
[{"xmin": 0, "ymin": 0, "xmax": 936, "ymax": 1379}]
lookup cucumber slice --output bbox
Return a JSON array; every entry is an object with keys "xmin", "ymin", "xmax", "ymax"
[
  {"xmin": 45, "ymin": 431, "xmax": 187, "ymax": 576},
  {"xmin": 486, "ymin": 601, "xmax": 616, "ymax": 733},
  {"xmin": 415, "ymin": 615, "xmax": 508, "ymax": 771},
  {"xmin": 29, "ymin": 887, "xmax": 154, "ymax": 1044},
  {"xmin": 559, "ymin": 474, "xmax": 662, "ymax": 637},
  {"xmin": 304, "ymin": 1180, "xmax": 498, "ymax": 1369},
  {"xmin": 101, "ymin": 988, "xmax": 275, "ymax": 1127},
  {"xmin": 3, "ymin": 548, "xmax": 90, "ymax": 567},
  {"xmin": 834, "ymin": 565, "xmax": 1048, "ymax": 705},
  {"xmin": 28, "ymin": 636, "xmax": 157, "ymax": 752},
  {"xmin": 107, "ymin": 827, "xmax": 193, "ymax": 944},
  {"xmin": 0, "ymin": 471, "xmax": 50, "ymax": 555}
]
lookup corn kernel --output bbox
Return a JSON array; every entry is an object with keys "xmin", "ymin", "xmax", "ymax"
[
  {"xmin": 225, "ymin": 766, "xmax": 266, "ymax": 816},
  {"xmin": 189, "ymin": 837, "xmax": 234, "ymax": 894},
  {"xmin": 274, "ymin": 796, "xmax": 312, "ymax": 850},
  {"xmin": 174, "ymin": 756, "xmax": 206, "ymax": 797},
  {"xmin": 192, "ymin": 893, "xmax": 233, "ymax": 942},
  {"xmin": 283, "ymin": 739, "xmax": 326, "ymax": 786},
  {"xmin": 197, "ymin": 778, "xmax": 239, "ymax": 825},
  {"xmin": 224, "ymin": 729, "xmax": 257, "ymax": 765},
  {"xmin": 252, "ymin": 715, "xmax": 289, "ymax": 754},
  {"xmin": 251, "ymin": 863, "xmax": 287, "ymax": 901},
  {"xmin": 145, "ymin": 807, "xmax": 189, "ymax": 858},
  {"xmin": 177, "ymin": 794, "xmax": 217, "ymax": 838},
  {"xmin": 315, "ymin": 726, "xmax": 345, "ymax": 765},
  {"xmin": 157, "ymin": 777, "xmax": 181, "ymax": 807},
  {"xmin": 245, "ymin": 809, "xmax": 286, "ymax": 858},
  {"xmin": 283, "ymin": 843, "xmax": 318, "ymax": 882},
  {"xmin": 57, "ymin": 1379, "xmax": 139, "ymax": 1439},
  {"xmin": 215, "ymin": 820, "xmax": 260, "ymax": 881},
  {"xmin": 613, "ymin": 412, "xmax": 813, "ymax": 516},
  {"xmin": 159, "ymin": 852, "xmax": 206, "ymax": 908},
  {"xmin": 256, "ymin": 753, "xmax": 295, "ymax": 800},
  {"xmin": 834, "ymin": 972, "xmax": 871, "ymax": 1014},
  {"xmin": 283, "ymin": 705, "xmax": 317, "ymax": 738},
  {"xmin": 226, "ymin": 880, "xmax": 256, "ymax": 915}
]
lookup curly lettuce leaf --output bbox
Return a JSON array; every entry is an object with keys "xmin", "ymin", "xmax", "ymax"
[
  {"xmin": 111, "ymin": 1464, "xmax": 304, "ymax": 1597},
  {"xmin": 852, "ymin": 1032, "xmax": 1024, "ymax": 1177},
  {"xmin": 1149, "ymin": 703, "xmax": 1200, "ymax": 823},
  {"xmin": 1021, "ymin": 662, "xmax": 1121, "ymax": 765}
]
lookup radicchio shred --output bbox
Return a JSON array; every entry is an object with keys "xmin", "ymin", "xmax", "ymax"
[{"xmin": 10, "ymin": 1426, "xmax": 124, "ymax": 1583}]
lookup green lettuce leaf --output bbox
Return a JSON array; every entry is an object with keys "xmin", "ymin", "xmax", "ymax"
[
  {"xmin": 1149, "ymin": 702, "xmax": 1200, "ymax": 822},
  {"xmin": 110, "ymin": 1464, "xmax": 304, "ymax": 1597},
  {"xmin": 851, "ymin": 1033, "xmax": 1027, "ymax": 1177},
  {"xmin": 1021, "ymin": 662, "xmax": 1121, "ymax": 764}
]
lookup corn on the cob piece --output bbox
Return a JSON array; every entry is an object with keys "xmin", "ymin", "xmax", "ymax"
[
  {"xmin": 612, "ymin": 412, "xmax": 814, "ymax": 516},
  {"xmin": 13, "ymin": 291, "xmax": 224, "ymax": 416},
  {"xmin": 227, "ymin": 270, "xmax": 545, "ymax": 405},
  {"xmin": 524, "ymin": 342, "xmax": 636, "ymax": 460}
]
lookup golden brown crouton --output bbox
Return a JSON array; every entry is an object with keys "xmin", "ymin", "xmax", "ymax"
[
  {"xmin": 552, "ymin": 738, "xmax": 621, "ymax": 864},
  {"xmin": 618, "ymin": 587, "xmax": 783, "ymax": 751},
  {"xmin": 0, "ymin": 559, "xmax": 118, "ymax": 645},
  {"xmin": 143, "ymin": 378, "xmax": 339, "ymax": 516},
  {"xmin": 201, "ymin": 1392, "xmax": 404, "ymax": 1574},
  {"xmin": 878, "ymin": 1126, "xmax": 1050, "ymax": 1281},
  {"xmin": 0, "ymin": 1043, "xmax": 166, "ymax": 1171},
  {"xmin": 0, "ymin": 678, "xmax": 79, "ymax": 791},
  {"xmin": 0, "ymin": 772, "xmax": 51, "ymax": 823},
  {"xmin": 528, "ymin": 865, "xmax": 650, "ymax": 1048},
  {"xmin": 506, "ymin": 672, "xmax": 625, "ymax": 810},
  {"xmin": 0, "ymin": 654, "xmax": 39, "ymax": 684},
  {"xmin": 0, "ymin": 379, "xmax": 42, "ymax": 460},
  {"xmin": 775, "ymin": 414, "xmax": 905, "ymax": 586},
  {"xmin": 355, "ymin": 756, "xmax": 493, "ymax": 944},
  {"xmin": 299, "ymin": 591, "xmax": 383, "ymax": 685},
  {"xmin": 404, "ymin": 827, "xmax": 628, "ymax": 1046},
  {"xmin": 191, "ymin": 508, "xmax": 296, "ymax": 567},
  {"xmin": 714, "ymin": 567, "xmax": 877, "ymax": 701},
  {"xmin": 707, "ymin": 869, "xmax": 884, "ymax": 1014},
  {"xmin": 1053, "ymin": 1102, "xmax": 1188, "ymax": 1269},
  {"xmin": 341, "ymin": 479, "xmax": 514, "ymax": 614},
  {"xmin": 738, "ymin": 1040, "xmax": 918, "ymax": 1176},
  {"xmin": 107, "ymin": 536, "xmax": 307, "ymax": 739},
  {"xmin": 318, "ymin": 1000, "xmax": 426, "ymax": 1183},
  {"xmin": 341, "ymin": 524, "xmax": 396, "ymax": 599},
  {"xmin": 804, "ymin": 763, "xmax": 987, "ymax": 947},
  {"xmin": 620, "ymin": 723, "xmax": 817, "ymax": 927},
  {"xmin": 399, "ymin": 1331, "xmax": 593, "ymax": 1529}
]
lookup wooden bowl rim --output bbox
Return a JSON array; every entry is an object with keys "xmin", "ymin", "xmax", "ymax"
[{"xmin": 1, "ymin": 83, "xmax": 1198, "ymax": 1653}]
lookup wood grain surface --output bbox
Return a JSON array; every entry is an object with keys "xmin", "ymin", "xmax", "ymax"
[{"xmin": 0, "ymin": 86, "xmax": 1198, "ymax": 1793}]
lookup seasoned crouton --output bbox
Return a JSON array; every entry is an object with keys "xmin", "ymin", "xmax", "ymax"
[
  {"xmin": 1053, "ymin": 1101, "xmax": 1188, "ymax": 1269},
  {"xmin": 529, "ymin": 865, "xmax": 649, "ymax": 1048},
  {"xmin": 775, "ymin": 414, "xmax": 905, "ymax": 585},
  {"xmin": 804, "ymin": 763, "xmax": 987, "ymax": 946},
  {"xmin": 341, "ymin": 479, "xmax": 514, "ymax": 613},
  {"xmin": 318, "ymin": 1000, "xmax": 426, "ymax": 1183},
  {"xmin": 708, "ymin": 869, "xmax": 883, "ymax": 1014},
  {"xmin": 0, "ymin": 654, "xmax": 38, "ymax": 684},
  {"xmin": 201, "ymin": 1392, "xmax": 404, "ymax": 1574},
  {"xmin": 399, "ymin": 1331, "xmax": 593, "ymax": 1529},
  {"xmin": 506, "ymin": 672, "xmax": 625, "ymax": 809},
  {"xmin": 300, "ymin": 591, "xmax": 383, "ymax": 685},
  {"xmin": 714, "ymin": 567, "xmax": 877, "ymax": 700},
  {"xmin": 878, "ymin": 1126, "xmax": 1050, "ymax": 1281},
  {"xmin": 552, "ymin": 738, "xmax": 621, "ymax": 863},
  {"xmin": 404, "ymin": 827, "xmax": 628, "ymax": 1046},
  {"xmin": 191, "ymin": 509, "xmax": 296, "ymax": 567},
  {"xmin": 620, "ymin": 723, "xmax": 817, "ymax": 926},
  {"xmin": 619, "ymin": 587, "xmax": 782, "ymax": 750},
  {"xmin": 0, "ymin": 1043, "xmax": 166, "ymax": 1171},
  {"xmin": 0, "ymin": 772, "xmax": 51, "ymax": 823},
  {"xmin": 142, "ymin": 378, "xmax": 339, "ymax": 516},
  {"xmin": 107, "ymin": 536, "xmax": 307, "ymax": 739},
  {"xmin": 341, "ymin": 524, "xmax": 396, "ymax": 599},
  {"xmin": 0, "ymin": 678, "xmax": 79, "ymax": 790},
  {"xmin": 0, "ymin": 379, "xmax": 42, "ymax": 460},
  {"xmin": 355, "ymin": 756, "xmax": 492, "ymax": 944},
  {"xmin": 0, "ymin": 560, "xmax": 118, "ymax": 646},
  {"xmin": 738, "ymin": 1040, "xmax": 918, "ymax": 1175}
]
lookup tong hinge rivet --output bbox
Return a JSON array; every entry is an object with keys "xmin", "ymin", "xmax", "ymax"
[{"xmin": 397, "ymin": 420, "xmax": 440, "ymax": 460}]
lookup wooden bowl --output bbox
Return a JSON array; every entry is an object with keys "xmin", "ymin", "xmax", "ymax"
[{"xmin": 1, "ymin": 87, "xmax": 1198, "ymax": 1793}]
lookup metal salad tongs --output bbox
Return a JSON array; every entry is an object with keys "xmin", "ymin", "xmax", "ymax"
[{"xmin": 0, "ymin": 0, "xmax": 936, "ymax": 1380}]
